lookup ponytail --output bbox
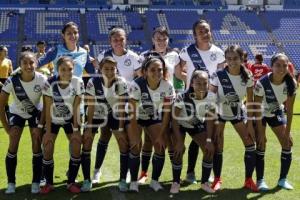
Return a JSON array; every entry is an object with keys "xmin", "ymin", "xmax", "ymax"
[
  {"xmin": 240, "ymin": 65, "xmax": 250, "ymax": 84},
  {"xmin": 284, "ymin": 73, "xmax": 296, "ymax": 96}
]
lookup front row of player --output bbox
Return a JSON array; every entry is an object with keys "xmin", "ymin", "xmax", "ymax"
[{"xmin": 0, "ymin": 45, "xmax": 296, "ymax": 195}]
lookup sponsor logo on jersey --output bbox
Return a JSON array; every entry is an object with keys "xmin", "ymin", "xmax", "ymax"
[{"xmin": 34, "ymin": 85, "xmax": 41, "ymax": 93}]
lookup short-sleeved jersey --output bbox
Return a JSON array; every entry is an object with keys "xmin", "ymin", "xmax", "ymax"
[
  {"xmin": 140, "ymin": 50, "xmax": 180, "ymax": 84},
  {"xmin": 2, "ymin": 72, "xmax": 46, "ymax": 119},
  {"xmin": 174, "ymin": 91, "xmax": 216, "ymax": 129},
  {"xmin": 129, "ymin": 78, "xmax": 175, "ymax": 120},
  {"xmin": 85, "ymin": 76, "xmax": 128, "ymax": 119},
  {"xmin": 211, "ymin": 69, "xmax": 254, "ymax": 120},
  {"xmin": 249, "ymin": 63, "xmax": 271, "ymax": 83},
  {"xmin": 254, "ymin": 73, "xmax": 294, "ymax": 117},
  {"xmin": 43, "ymin": 76, "xmax": 84, "ymax": 124},
  {"xmin": 38, "ymin": 44, "xmax": 95, "ymax": 78},
  {"xmin": 0, "ymin": 58, "xmax": 13, "ymax": 79},
  {"xmin": 179, "ymin": 44, "xmax": 225, "ymax": 89},
  {"xmin": 97, "ymin": 49, "xmax": 141, "ymax": 84}
]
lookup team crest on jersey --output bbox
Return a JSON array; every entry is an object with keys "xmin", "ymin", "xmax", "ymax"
[
  {"xmin": 4, "ymin": 79, "xmax": 11, "ymax": 86},
  {"xmin": 141, "ymin": 92, "xmax": 149, "ymax": 100},
  {"xmin": 124, "ymin": 59, "xmax": 131, "ymax": 66},
  {"xmin": 70, "ymin": 88, "xmax": 76, "ymax": 96},
  {"xmin": 210, "ymin": 53, "xmax": 217, "ymax": 61},
  {"xmin": 34, "ymin": 85, "xmax": 41, "ymax": 93}
]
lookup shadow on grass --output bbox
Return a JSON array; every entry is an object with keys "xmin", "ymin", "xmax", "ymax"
[{"xmin": 0, "ymin": 180, "xmax": 284, "ymax": 200}]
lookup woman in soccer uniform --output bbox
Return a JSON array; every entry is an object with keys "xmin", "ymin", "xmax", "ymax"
[
  {"xmin": 127, "ymin": 55, "xmax": 175, "ymax": 192},
  {"xmin": 254, "ymin": 53, "xmax": 296, "ymax": 190},
  {"xmin": 92, "ymin": 27, "xmax": 142, "ymax": 183},
  {"xmin": 179, "ymin": 19, "xmax": 225, "ymax": 186},
  {"xmin": 81, "ymin": 56, "xmax": 130, "ymax": 192},
  {"xmin": 0, "ymin": 52, "xmax": 47, "ymax": 194},
  {"xmin": 210, "ymin": 45, "xmax": 258, "ymax": 192},
  {"xmin": 171, "ymin": 70, "xmax": 216, "ymax": 194},
  {"xmin": 41, "ymin": 56, "xmax": 84, "ymax": 194},
  {"xmin": 138, "ymin": 26, "xmax": 183, "ymax": 184},
  {"xmin": 38, "ymin": 21, "xmax": 95, "ymax": 78}
]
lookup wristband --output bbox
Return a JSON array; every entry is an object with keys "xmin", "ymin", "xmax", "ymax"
[{"xmin": 206, "ymin": 138, "xmax": 212, "ymax": 143}]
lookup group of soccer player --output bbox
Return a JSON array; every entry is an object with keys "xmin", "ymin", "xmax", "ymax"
[{"xmin": 0, "ymin": 19, "xmax": 297, "ymax": 196}]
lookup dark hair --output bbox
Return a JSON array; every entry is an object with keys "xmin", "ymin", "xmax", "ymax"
[
  {"xmin": 19, "ymin": 51, "xmax": 37, "ymax": 66},
  {"xmin": 152, "ymin": 26, "xmax": 169, "ymax": 38},
  {"xmin": 187, "ymin": 70, "xmax": 209, "ymax": 94},
  {"xmin": 62, "ymin": 21, "xmax": 79, "ymax": 34},
  {"xmin": 255, "ymin": 53, "xmax": 263, "ymax": 63},
  {"xmin": 192, "ymin": 19, "xmax": 210, "ymax": 36},
  {"xmin": 141, "ymin": 54, "xmax": 167, "ymax": 80},
  {"xmin": 36, "ymin": 41, "xmax": 46, "ymax": 46},
  {"xmin": 109, "ymin": 27, "xmax": 126, "ymax": 40},
  {"xmin": 0, "ymin": 45, "xmax": 7, "ymax": 51},
  {"xmin": 21, "ymin": 45, "xmax": 33, "ymax": 52},
  {"xmin": 225, "ymin": 45, "xmax": 250, "ymax": 83},
  {"xmin": 56, "ymin": 56, "xmax": 74, "ymax": 71},
  {"xmin": 99, "ymin": 56, "xmax": 117, "ymax": 70},
  {"xmin": 270, "ymin": 53, "xmax": 296, "ymax": 96}
]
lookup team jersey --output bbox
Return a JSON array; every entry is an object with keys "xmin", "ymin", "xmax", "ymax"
[
  {"xmin": 97, "ymin": 49, "xmax": 141, "ymax": 84},
  {"xmin": 38, "ymin": 44, "xmax": 95, "ymax": 78},
  {"xmin": 140, "ymin": 49, "xmax": 180, "ymax": 84},
  {"xmin": 0, "ymin": 58, "xmax": 13, "ymax": 79},
  {"xmin": 2, "ymin": 72, "xmax": 46, "ymax": 119},
  {"xmin": 254, "ymin": 73, "xmax": 295, "ymax": 117},
  {"xmin": 85, "ymin": 76, "xmax": 128, "ymax": 119},
  {"xmin": 179, "ymin": 44, "xmax": 225, "ymax": 89},
  {"xmin": 211, "ymin": 69, "xmax": 254, "ymax": 120},
  {"xmin": 249, "ymin": 63, "xmax": 271, "ymax": 82},
  {"xmin": 174, "ymin": 91, "xmax": 216, "ymax": 129},
  {"xmin": 43, "ymin": 75, "xmax": 84, "ymax": 124},
  {"xmin": 129, "ymin": 77, "xmax": 175, "ymax": 120}
]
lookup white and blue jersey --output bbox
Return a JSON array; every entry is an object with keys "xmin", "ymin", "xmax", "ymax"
[{"xmin": 38, "ymin": 44, "xmax": 95, "ymax": 78}]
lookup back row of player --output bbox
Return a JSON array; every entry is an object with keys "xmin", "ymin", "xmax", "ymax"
[{"xmin": 0, "ymin": 20, "xmax": 296, "ymax": 195}]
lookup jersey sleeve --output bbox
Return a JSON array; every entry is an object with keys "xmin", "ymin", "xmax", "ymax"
[
  {"xmin": 38, "ymin": 46, "xmax": 58, "ymax": 68},
  {"xmin": 165, "ymin": 82, "xmax": 175, "ymax": 102},
  {"xmin": 1, "ymin": 77, "xmax": 13, "ymax": 94},
  {"xmin": 179, "ymin": 47, "xmax": 189, "ymax": 62},
  {"xmin": 174, "ymin": 93, "xmax": 184, "ymax": 109},
  {"xmin": 76, "ymin": 79, "xmax": 85, "ymax": 96},
  {"xmin": 42, "ymin": 80, "xmax": 53, "ymax": 97},
  {"xmin": 254, "ymin": 80, "xmax": 264, "ymax": 97},
  {"xmin": 174, "ymin": 53, "xmax": 181, "ymax": 66},
  {"xmin": 85, "ymin": 78, "xmax": 95, "ymax": 96},
  {"xmin": 84, "ymin": 53, "xmax": 96, "ymax": 74},
  {"xmin": 247, "ymin": 73, "xmax": 254, "ymax": 88},
  {"xmin": 129, "ymin": 81, "xmax": 141, "ymax": 101},
  {"xmin": 217, "ymin": 48, "xmax": 225, "ymax": 64},
  {"xmin": 210, "ymin": 72, "xmax": 219, "ymax": 87},
  {"xmin": 117, "ymin": 78, "xmax": 128, "ymax": 96},
  {"xmin": 132, "ymin": 52, "xmax": 142, "ymax": 71}
]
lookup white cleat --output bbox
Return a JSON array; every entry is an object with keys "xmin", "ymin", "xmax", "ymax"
[
  {"xmin": 150, "ymin": 180, "xmax": 163, "ymax": 192},
  {"xmin": 5, "ymin": 183, "xmax": 16, "ymax": 194},
  {"xmin": 170, "ymin": 182, "xmax": 180, "ymax": 194},
  {"xmin": 129, "ymin": 181, "xmax": 139, "ymax": 192},
  {"xmin": 92, "ymin": 169, "xmax": 102, "ymax": 184}
]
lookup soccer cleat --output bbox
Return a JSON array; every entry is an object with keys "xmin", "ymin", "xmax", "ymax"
[
  {"xmin": 278, "ymin": 179, "xmax": 294, "ymax": 190},
  {"xmin": 81, "ymin": 180, "xmax": 92, "ymax": 192},
  {"xmin": 170, "ymin": 182, "xmax": 180, "ymax": 194},
  {"xmin": 118, "ymin": 179, "xmax": 128, "ymax": 192},
  {"xmin": 67, "ymin": 183, "xmax": 81, "ymax": 193},
  {"xmin": 129, "ymin": 181, "xmax": 139, "ymax": 192},
  {"xmin": 92, "ymin": 169, "xmax": 102, "ymax": 184},
  {"xmin": 185, "ymin": 172, "xmax": 197, "ymax": 184},
  {"xmin": 201, "ymin": 182, "xmax": 215, "ymax": 194},
  {"xmin": 40, "ymin": 184, "xmax": 54, "ymax": 194},
  {"xmin": 150, "ymin": 180, "xmax": 163, "ymax": 192},
  {"xmin": 211, "ymin": 177, "xmax": 222, "ymax": 191},
  {"xmin": 138, "ymin": 171, "xmax": 148, "ymax": 184},
  {"xmin": 31, "ymin": 182, "xmax": 40, "ymax": 194},
  {"xmin": 5, "ymin": 183, "xmax": 16, "ymax": 194},
  {"xmin": 257, "ymin": 179, "xmax": 269, "ymax": 191},
  {"xmin": 244, "ymin": 178, "xmax": 259, "ymax": 192}
]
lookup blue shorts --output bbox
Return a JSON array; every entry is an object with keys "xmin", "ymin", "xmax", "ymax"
[
  {"xmin": 262, "ymin": 114, "xmax": 286, "ymax": 128},
  {"xmin": 51, "ymin": 117, "xmax": 78, "ymax": 134},
  {"xmin": 179, "ymin": 123, "xmax": 206, "ymax": 136},
  {"xmin": 9, "ymin": 112, "xmax": 40, "ymax": 128},
  {"xmin": 218, "ymin": 115, "xmax": 245, "ymax": 125},
  {"xmin": 137, "ymin": 119, "xmax": 162, "ymax": 127},
  {"xmin": 86, "ymin": 113, "xmax": 124, "ymax": 134}
]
